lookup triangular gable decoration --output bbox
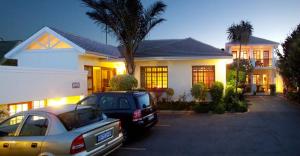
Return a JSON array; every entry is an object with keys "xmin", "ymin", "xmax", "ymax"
[{"xmin": 27, "ymin": 33, "xmax": 72, "ymax": 50}]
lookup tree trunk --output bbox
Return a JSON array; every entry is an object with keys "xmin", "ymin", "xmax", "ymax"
[
  {"xmin": 236, "ymin": 43, "xmax": 242, "ymax": 92},
  {"xmin": 124, "ymin": 49, "xmax": 135, "ymax": 75}
]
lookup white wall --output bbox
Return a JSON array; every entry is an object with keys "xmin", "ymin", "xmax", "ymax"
[
  {"xmin": 0, "ymin": 66, "xmax": 87, "ymax": 104},
  {"xmin": 134, "ymin": 59, "xmax": 231, "ymax": 101},
  {"xmin": 13, "ymin": 49, "xmax": 80, "ymax": 70}
]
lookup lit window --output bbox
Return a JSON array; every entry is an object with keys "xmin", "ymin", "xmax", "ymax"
[
  {"xmin": 33, "ymin": 100, "xmax": 45, "ymax": 109},
  {"xmin": 141, "ymin": 66, "xmax": 168, "ymax": 89},
  {"xmin": 9, "ymin": 103, "xmax": 28, "ymax": 116},
  {"xmin": 192, "ymin": 66, "xmax": 215, "ymax": 88},
  {"xmin": 27, "ymin": 33, "xmax": 72, "ymax": 50}
]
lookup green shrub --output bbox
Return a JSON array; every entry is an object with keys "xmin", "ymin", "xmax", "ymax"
[
  {"xmin": 270, "ymin": 84, "xmax": 276, "ymax": 96},
  {"xmin": 233, "ymin": 100, "xmax": 248, "ymax": 112},
  {"xmin": 213, "ymin": 103, "xmax": 225, "ymax": 114},
  {"xmin": 157, "ymin": 101, "xmax": 197, "ymax": 110},
  {"xmin": 210, "ymin": 81, "xmax": 224, "ymax": 104},
  {"xmin": 191, "ymin": 83, "xmax": 207, "ymax": 101},
  {"xmin": 224, "ymin": 86, "xmax": 236, "ymax": 111},
  {"xmin": 109, "ymin": 74, "xmax": 138, "ymax": 91},
  {"xmin": 192, "ymin": 103, "xmax": 210, "ymax": 113},
  {"xmin": 166, "ymin": 88, "xmax": 175, "ymax": 101}
]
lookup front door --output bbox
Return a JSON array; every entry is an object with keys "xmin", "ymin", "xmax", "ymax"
[{"xmin": 101, "ymin": 67, "xmax": 116, "ymax": 92}]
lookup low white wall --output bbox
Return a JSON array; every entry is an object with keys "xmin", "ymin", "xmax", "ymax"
[
  {"xmin": 134, "ymin": 58, "xmax": 231, "ymax": 101},
  {"xmin": 0, "ymin": 66, "xmax": 87, "ymax": 104}
]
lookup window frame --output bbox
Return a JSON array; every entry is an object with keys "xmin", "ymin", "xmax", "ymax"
[
  {"xmin": 140, "ymin": 66, "xmax": 168, "ymax": 90},
  {"xmin": 18, "ymin": 114, "xmax": 49, "ymax": 137},
  {"xmin": 0, "ymin": 114, "xmax": 26, "ymax": 137},
  {"xmin": 192, "ymin": 65, "xmax": 215, "ymax": 88}
]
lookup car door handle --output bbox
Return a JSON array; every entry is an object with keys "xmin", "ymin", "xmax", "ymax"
[
  {"xmin": 3, "ymin": 143, "xmax": 9, "ymax": 148},
  {"xmin": 31, "ymin": 143, "xmax": 38, "ymax": 148}
]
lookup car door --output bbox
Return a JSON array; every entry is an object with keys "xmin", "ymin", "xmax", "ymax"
[
  {"xmin": 0, "ymin": 115, "xmax": 25, "ymax": 156},
  {"xmin": 10, "ymin": 115, "xmax": 49, "ymax": 156}
]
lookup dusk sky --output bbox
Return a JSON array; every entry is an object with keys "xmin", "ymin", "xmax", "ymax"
[{"xmin": 0, "ymin": 0, "xmax": 300, "ymax": 48}]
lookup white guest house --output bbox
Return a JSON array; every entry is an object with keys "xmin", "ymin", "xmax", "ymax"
[{"xmin": 1, "ymin": 26, "xmax": 233, "ymax": 115}]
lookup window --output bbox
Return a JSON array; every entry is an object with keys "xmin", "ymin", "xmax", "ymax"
[
  {"xmin": 134, "ymin": 94, "xmax": 150, "ymax": 109},
  {"xmin": 0, "ymin": 115, "xmax": 24, "ymax": 137},
  {"xmin": 119, "ymin": 98, "xmax": 130, "ymax": 109},
  {"xmin": 79, "ymin": 96, "xmax": 98, "ymax": 106},
  {"xmin": 232, "ymin": 51, "xmax": 237, "ymax": 59},
  {"xmin": 253, "ymin": 75, "xmax": 260, "ymax": 84},
  {"xmin": 140, "ymin": 66, "xmax": 168, "ymax": 89},
  {"xmin": 192, "ymin": 66, "xmax": 215, "ymax": 88},
  {"xmin": 58, "ymin": 108, "xmax": 102, "ymax": 131},
  {"xmin": 33, "ymin": 100, "xmax": 45, "ymax": 109},
  {"xmin": 99, "ymin": 95, "xmax": 117, "ymax": 110},
  {"xmin": 9, "ymin": 103, "xmax": 28, "ymax": 116},
  {"xmin": 19, "ymin": 115, "xmax": 48, "ymax": 136},
  {"xmin": 27, "ymin": 33, "xmax": 72, "ymax": 50}
]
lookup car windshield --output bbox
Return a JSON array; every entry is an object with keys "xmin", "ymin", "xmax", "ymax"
[
  {"xmin": 134, "ymin": 93, "xmax": 150, "ymax": 109},
  {"xmin": 57, "ymin": 108, "xmax": 103, "ymax": 131}
]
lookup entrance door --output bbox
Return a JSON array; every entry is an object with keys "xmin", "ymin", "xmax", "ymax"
[{"xmin": 101, "ymin": 67, "xmax": 116, "ymax": 92}]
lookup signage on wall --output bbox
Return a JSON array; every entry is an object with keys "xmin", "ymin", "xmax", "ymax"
[{"xmin": 72, "ymin": 82, "xmax": 80, "ymax": 89}]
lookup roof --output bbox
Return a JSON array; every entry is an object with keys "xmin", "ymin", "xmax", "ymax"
[
  {"xmin": 131, "ymin": 38, "xmax": 231, "ymax": 57},
  {"xmin": 227, "ymin": 36, "xmax": 279, "ymax": 45},
  {"xmin": 50, "ymin": 27, "xmax": 120, "ymax": 58},
  {"xmin": 0, "ymin": 41, "xmax": 21, "ymax": 59}
]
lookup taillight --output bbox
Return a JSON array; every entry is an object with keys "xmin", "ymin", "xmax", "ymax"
[
  {"xmin": 133, "ymin": 109, "xmax": 142, "ymax": 121},
  {"xmin": 70, "ymin": 134, "xmax": 86, "ymax": 154}
]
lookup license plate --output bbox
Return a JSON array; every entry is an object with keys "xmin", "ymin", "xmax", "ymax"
[
  {"xmin": 97, "ymin": 129, "xmax": 113, "ymax": 143},
  {"xmin": 148, "ymin": 114, "xmax": 154, "ymax": 120}
]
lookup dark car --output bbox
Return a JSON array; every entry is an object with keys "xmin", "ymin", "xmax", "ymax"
[{"xmin": 77, "ymin": 91, "xmax": 158, "ymax": 140}]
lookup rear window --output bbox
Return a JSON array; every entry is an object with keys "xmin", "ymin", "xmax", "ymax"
[
  {"xmin": 134, "ymin": 94, "xmax": 150, "ymax": 108},
  {"xmin": 57, "ymin": 108, "xmax": 103, "ymax": 131},
  {"xmin": 99, "ymin": 95, "xmax": 131, "ymax": 110}
]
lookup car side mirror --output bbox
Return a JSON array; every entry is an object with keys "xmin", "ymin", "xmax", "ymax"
[{"xmin": 142, "ymin": 104, "xmax": 147, "ymax": 109}]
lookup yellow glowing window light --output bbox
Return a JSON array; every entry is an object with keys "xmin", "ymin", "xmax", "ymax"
[
  {"xmin": 142, "ymin": 66, "xmax": 168, "ymax": 89},
  {"xmin": 47, "ymin": 96, "xmax": 83, "ymax": 107},
  {"xmin": 27, "ymin": 33, "xmax": 72, "ymax": 50},
  {"xmin": 9, "ymin": 104, "xmax": 28, "ymax": 116},
  {"xmin": 33, "ymin": 100, "xmax": 45, "ymax": 109}
]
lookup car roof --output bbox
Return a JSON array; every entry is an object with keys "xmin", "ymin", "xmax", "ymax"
[
  {"xmin": 20, "ymin": 104, "xmax": 92, "ymax": 116},
  {"xmin": 94, "ymin": 91, "xmax": 148, "ymax": 96}
]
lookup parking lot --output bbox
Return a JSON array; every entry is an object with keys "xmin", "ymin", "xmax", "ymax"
[{"xmin": 110, "ymin": 96, "xmax": 300, "ymax": 156}]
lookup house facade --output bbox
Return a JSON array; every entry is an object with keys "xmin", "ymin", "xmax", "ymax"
[
  {"xmin": 0, "ymin": 26, "xmax": 231, "ymax": 116},
  {"xmin": 225, "ymin": 36, "xmax": 283, "ymax": 94}
]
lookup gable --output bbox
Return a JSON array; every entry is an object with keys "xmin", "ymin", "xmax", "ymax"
[
  {"xmin": 26, "ymin": 33, "xmax": 72, "ymax": 50},
  {"xmin": 5, "ymin": 27, "xmax": 85, "ymax": 59}
]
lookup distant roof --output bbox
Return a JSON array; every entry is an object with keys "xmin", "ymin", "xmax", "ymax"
[
  {"xmin": 0, "ymin": 41, "xmax": 21, "ymax": 59},
  {"xmin": 131, "ymin": 38, "xmax": 231, "ymax": 57},
  {"xmin": 50, "ymin": 27, "xmax": 120, "ymax": 58},
  {"xmin": 227, "ymin": 36, "xmax": 279, "ymax": 45}
]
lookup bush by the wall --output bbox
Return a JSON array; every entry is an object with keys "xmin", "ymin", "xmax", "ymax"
[
  {"xmin": 157, "ymin": 101, "xmax": 197, "ymax": 110},
  {"xmin": 213, "ymin": 103, "xmax": 225, "ymax": 114},
  {"xmin": 270, "ymin": 84, "xmax": 276, "ymax": 96},
  {"xmin": 192, "ymin": 103, "xmax": 210, "ymax": 113},
  {"xmin": 224, "ymin": 86, "xmax": 235, "ymax": 111},
  {"xmin": 210, "ymin": 81, "xmax": 224, "ymax": 104},
  {"xmin": 166, "ymin": 88, "xmax": 175, "ymax": 101},
  {"xmin": 233, "ymin": 100, "xmax": 248, "ymax": 112},
  {"xmin": 109, "ymin": 74, "xmax": 138, "ymax": 91},
  {"xmin": 191, "ymin": 82, "xmax": 207, "ymax": 101}
]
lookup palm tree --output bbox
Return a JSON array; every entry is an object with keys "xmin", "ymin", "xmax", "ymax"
[
  {"xmin": 227, "ymin": 20, "xmax": 253, "ymax": 92},
  {"xmin": 82, "ymin": 0, "xmax": 166, "ymax": 75}
]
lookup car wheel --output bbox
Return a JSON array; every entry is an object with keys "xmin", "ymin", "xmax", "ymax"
[{"xmin": 122, "ymin": 128, "xmax": 129, "ymax": 143}]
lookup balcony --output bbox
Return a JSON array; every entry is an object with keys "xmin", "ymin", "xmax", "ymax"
[{"xmin": 253, "ymin": 59, "xmax": 273, "ymax": 67}]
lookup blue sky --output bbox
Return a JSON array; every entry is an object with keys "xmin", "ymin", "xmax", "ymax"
[{"xmin": 0, "ymin": 0, "xmax": 299, "ymax": 48}]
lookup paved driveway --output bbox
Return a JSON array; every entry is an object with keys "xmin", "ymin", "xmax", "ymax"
[{"xmin": 110, "ymin": 96, "xmax": 300, "ymax": 156}]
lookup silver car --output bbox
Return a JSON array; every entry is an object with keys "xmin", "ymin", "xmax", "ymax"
[{"xmin": 0, "ymin": 105, "xmax": 123, "ymax": 156}]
